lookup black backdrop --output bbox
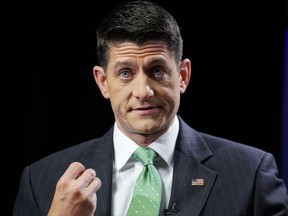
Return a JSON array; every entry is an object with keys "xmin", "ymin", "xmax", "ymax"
[{"xmin": 13, "ymin": 0, "xmax": 287, "ymax": 214}]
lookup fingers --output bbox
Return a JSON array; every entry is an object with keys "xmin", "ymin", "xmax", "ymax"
[
  {"xmin": 61, "ymin": 161, "xmax": 86, "ymax": 181},
  {"xmin": 48, "ymin": 162, "xmax": 101, "ymax": 216},
  {"xmin": 58, "ymin": 162, "xmax": 101, "ymax": 191},
  {"xmin": 87, "ymin": 174, "xmax": 102, "ymax": 192},
  {"xmin": 78, "ymin": 168, "xmax": 102, "ymax": 196}
]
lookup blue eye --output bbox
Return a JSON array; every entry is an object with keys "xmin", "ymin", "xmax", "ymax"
[
  {"xmin": 119, "ymin": 70, "xmax": 132, "ymax": 79},
  {"xmin": 152, "ymin": 68, "xmax": 164, "ymax": 78}
]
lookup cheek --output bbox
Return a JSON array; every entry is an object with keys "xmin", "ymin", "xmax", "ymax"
[
  {"xmin": 108, "ymin": 88, "xmax": 129, "ymax": 109},
  {"xmin": 109, "ymin": 98, "xmax": 123, "ymax": 117},
  {"xmin": 167, "ymin": 84, "xmax": 181, "ymax": 105},
  {"xmin": 160, "ymin": 86, "xmax": 180, "ymax": 106},
  {"xmin": 169, "ymin": 93, "xmax": 180, "ymax": 107}
]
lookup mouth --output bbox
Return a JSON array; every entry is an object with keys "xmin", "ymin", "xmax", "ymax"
[{"xmin": 131, "ymin": 106, "xmax": 160, "ymax": 115}]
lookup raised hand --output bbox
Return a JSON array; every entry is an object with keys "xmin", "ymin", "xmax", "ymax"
[{"xmin": 47, "ymin": 162, "xmax": 102, "ymax": 216}]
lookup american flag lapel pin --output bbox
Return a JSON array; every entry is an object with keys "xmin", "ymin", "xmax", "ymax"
[{"xmin": 191, "ymin": 178, "xmax": 204, "ymax": 186}]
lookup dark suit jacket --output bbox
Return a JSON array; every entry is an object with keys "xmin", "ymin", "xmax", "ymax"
[{"xmin": 13, "ymin": 116, "xmax": 288, "ymax": 215}]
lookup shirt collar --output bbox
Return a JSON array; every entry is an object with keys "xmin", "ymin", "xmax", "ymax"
[{"xmin": 113, "ymin": 116, "xmax": 179, "ymax": 171}]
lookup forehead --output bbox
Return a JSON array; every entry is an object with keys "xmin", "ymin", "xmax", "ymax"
[{"xmin": 108, "ymin": 41, "xmax": 173, "ymax": 62}]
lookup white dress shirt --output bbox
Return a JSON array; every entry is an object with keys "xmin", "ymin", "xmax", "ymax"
[{"xmin": 111, "ymin": 116, "xmax": 179, "ymax": 216}]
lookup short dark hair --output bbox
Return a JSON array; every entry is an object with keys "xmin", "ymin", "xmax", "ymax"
[{"xmin": 96, "ymin": 0, "xmax": 183, "ymax": 69}]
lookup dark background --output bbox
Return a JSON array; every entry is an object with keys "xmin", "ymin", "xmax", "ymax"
[{"xmin": 13, "ymin": 0, "xmax": 288, "ymax": 214}]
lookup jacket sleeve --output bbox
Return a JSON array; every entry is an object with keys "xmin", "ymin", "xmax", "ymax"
[
  {"xmin": 13, "ymin": 166, "xmax": 41, "ymax": 216},
  {"xmin": 253, "ymin": 152, "xmax": 288, "ymax": 216}
]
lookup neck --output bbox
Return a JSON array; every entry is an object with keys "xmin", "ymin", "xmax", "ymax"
[{"xmin": 127, "ymin": 131, "xmax": 165, "ymax": 146}]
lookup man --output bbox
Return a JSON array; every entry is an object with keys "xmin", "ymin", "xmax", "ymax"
[{"xmin": 14, "ymin": 0, "xmax": 288, "ymax": 215}]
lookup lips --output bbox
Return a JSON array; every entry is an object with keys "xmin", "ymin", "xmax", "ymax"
[
  {"xmin": 135, "ymin": 106, "xmax": 155, "ymax": 110},
  {"xmin": 133, "ymin": 104, "xmax": 160, "ymax": 110},
  {"xmin": 131, "ymin": 106, "xmax": 160, "ymax": 115}
]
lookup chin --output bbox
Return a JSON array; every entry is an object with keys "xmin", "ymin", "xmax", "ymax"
[{"xmin": 135, "ymin": 119, "xmax": 164, "ymax": 132}]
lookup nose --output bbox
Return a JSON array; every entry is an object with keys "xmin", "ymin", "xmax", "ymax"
[{"xmin": 133, "ymin": 73, "xmax": 154, "ymax": 101}]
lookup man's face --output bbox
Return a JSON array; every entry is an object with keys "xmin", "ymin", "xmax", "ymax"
[{"xmin": 94, "ymin": 41, "xmax": 190, "ymax": 142}]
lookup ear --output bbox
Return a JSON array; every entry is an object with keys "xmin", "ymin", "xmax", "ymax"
[
  {"xmin": 93, "ymin": 65, "xmax": 110, "ymax": 99},
  {"xmin": 179, "ymin": 58, "xmax": 191, "ymax": 94}
]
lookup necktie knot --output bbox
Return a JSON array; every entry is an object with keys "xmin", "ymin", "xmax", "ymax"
[{"xmin": 132, "ymin": 147, "xmax": 157, "ymax": 166}]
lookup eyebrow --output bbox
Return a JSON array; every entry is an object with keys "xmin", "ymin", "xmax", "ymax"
[
  {"xmin": 113, "ymin": 57, "xmax": 168, "ymax": 69},
  {"xmin": 147, "ymin": 57, "xmax": 168, "ymax": 66},
  {"xmin": 113, "ymin": 61, "xmax": 132, "ymax": 70}
]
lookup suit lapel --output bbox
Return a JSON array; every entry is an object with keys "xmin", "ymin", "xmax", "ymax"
[
  {"xmin": 79, "ymin": 126, "xmax": 115, "ymax": 216},
  {"xmin": 169, "ymin": 151, "xmax": 217, "ymax": 215},
  {"xmin": 167, "ymin": 116, "xmax": 218, "ymax": 215}
]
